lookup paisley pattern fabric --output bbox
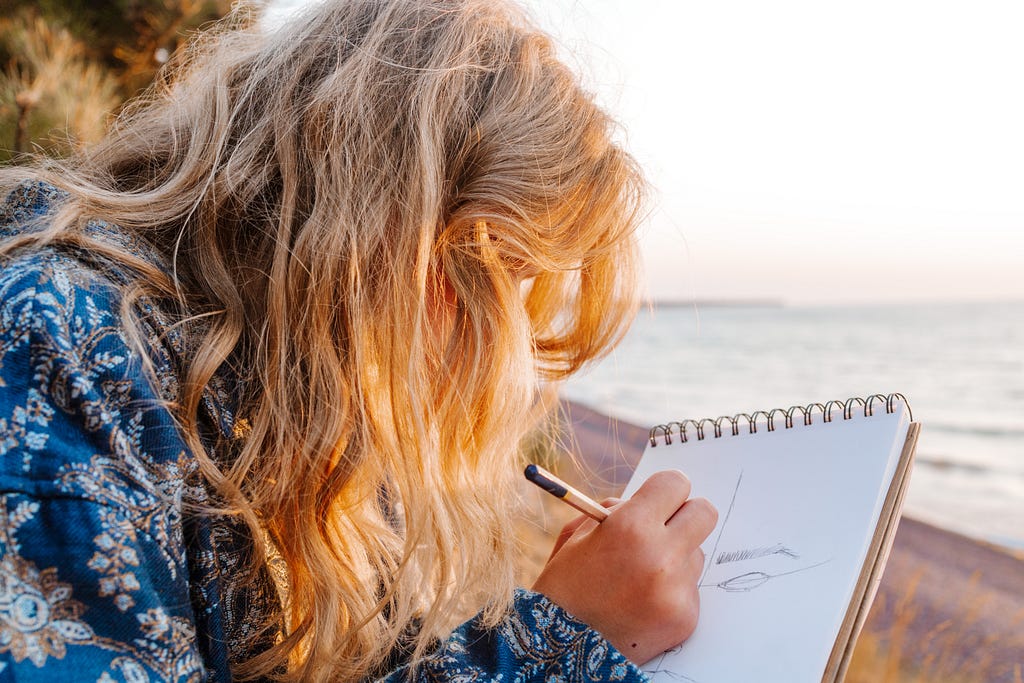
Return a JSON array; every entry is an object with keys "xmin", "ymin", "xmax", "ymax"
[{"xmin": 0, "ymin": 182, "xmax": 646, "ymax": 682}]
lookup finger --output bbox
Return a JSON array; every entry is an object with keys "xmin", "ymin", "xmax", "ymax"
[
  {"xmin": 550, "ymin": 499, "xmax": 623, "ymax": 557},
  {"xmin": 624, "ymin": 470, "xmax": 692, "ymax": 524},
  {"xmin": 665, "ymin": 497, "xmax": 719, "ymax": 547},
  {"xmin": 550, "ymin": 514, "xmax": 598, "ymax": 557}
]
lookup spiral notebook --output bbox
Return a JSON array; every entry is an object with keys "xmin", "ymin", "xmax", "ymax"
[{"xmin": 622, "ymin": 394, "xmax": 920, "ymax": 683}]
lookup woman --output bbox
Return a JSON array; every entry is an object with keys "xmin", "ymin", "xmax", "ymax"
[{"xmin": 0, "ymin": 0, "xmax": 715, "ymax": 680}]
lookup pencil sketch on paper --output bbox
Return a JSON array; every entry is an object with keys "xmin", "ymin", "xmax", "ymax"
[
  {"xmin": 641, "ymin": 633, "xmax": 695, "ymax": 681},
  {"xmin": 710, "ymin": 559, "xmax": 833, "ymax": 592},
  {"xmin": 640, "ymin": 666, "xmax": 699, "ymax": 683},
  {"xmin": 697, "ymin": 470, "xmax": 743, "ymax": 587},
  {"xmin": 698, "ymin": 470, "xmax": 831, "ymax": 593},
  {"xmin": 642, "ymin": 468, "xmax": 835, "ymax": 681},
  {"xmin": 715, "ymin": 543, "xmax": 799, "ymax": 564}
]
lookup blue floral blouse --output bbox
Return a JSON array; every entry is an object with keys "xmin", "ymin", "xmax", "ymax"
[{"xmin": 0, "ymin": 182, "xmax": 646, "ymax": 682}]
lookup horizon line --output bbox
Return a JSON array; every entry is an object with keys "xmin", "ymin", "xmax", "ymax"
[{"xmin": 644, "ymin": 296, "xmax": 1024, "ymax": 308}]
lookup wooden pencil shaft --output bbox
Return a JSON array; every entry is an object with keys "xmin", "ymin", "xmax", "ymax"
[{"xmin": 525, "ymin": 464, "xmax": 609, "ymax": 522}]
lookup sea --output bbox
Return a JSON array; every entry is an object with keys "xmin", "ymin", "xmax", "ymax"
[{"xmin": 560, "ymin": 300, "xmax": 1024, "ymax": 550}]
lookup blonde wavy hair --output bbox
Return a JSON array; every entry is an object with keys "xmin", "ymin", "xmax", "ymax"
[{"xmin": 1, "ymin": 0, "xmax": 644, "ymax": 679}]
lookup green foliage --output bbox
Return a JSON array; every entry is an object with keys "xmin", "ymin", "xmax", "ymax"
[
  {"xmin": 0, "ymin": 0, "xmax": 233, "ymax": 163},
  {"xmin": 0, "ymin": 14, "xmax": 120, "ymax": 162}
]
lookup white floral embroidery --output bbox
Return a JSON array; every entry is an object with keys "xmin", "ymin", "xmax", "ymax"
[
  {"xmin": 87, "ymin": 506, "xmax": 143, "ymax": 612},
  {"xmin": 0, "ymin": 496, "xmax": 96, "ymax": 666},
  {"xmin": 132, "ymin": 608, "xmax": 203, "ymax": 682},
  {"xmin": 0, "ymin": 387, "xmax": 54, "ymax": 472},
  {"xmin": 57, "ymin": 453, "xmax": 188, "ymax": 591},
  {"xmin": 101, "ymin": 656, "xmax": 152, "ymax": 683}
]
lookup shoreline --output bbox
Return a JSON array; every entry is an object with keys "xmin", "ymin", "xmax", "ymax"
[{"xmin": 543, "ymin": 399, "xmax": 1024, "ymax": 682}]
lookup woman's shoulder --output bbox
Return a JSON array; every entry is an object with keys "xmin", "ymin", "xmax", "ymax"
[
  {"xmin": 0, "ymin": 178, "xmax": 67, "ymax": 233},
  {"xmin": 2, "ymin": 178, "xmax": 240, "ymax": 440},
  {"xmin": 1, "ymin": 177, "xmax": 144, "ymax": 298},
  {"xmin": 2, "ymin": 177, "xmax": 170, "ymax": 285},
  {"xmin": 1, "ymin": 238, "xmax": 119, "ymax": 308},
  {"xmin": 0, "ymin": 243, "xmax": 194, "ymax": 475},
  {"xmin": 1, "ymin": 178, "xmax": 185, "ymax": 395},
  {"xmin": 0, "ymin": 229, "xmax": 148, "ymax": 386},
  {"xmin": 0, "ymin": 183, "xmax": 196, "ymax": 490}
]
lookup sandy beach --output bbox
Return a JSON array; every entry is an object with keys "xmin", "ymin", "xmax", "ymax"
[{"xmin": 517, "ymin": 400, "xmax": 1024, "ymax": 682}]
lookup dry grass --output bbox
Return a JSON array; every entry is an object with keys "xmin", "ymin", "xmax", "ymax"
[{"xmin": 847, "ymin": 570, "xmax": 1024, "ymax": 683}]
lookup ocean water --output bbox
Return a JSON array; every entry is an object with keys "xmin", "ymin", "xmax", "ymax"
[{"xmin": 560, "ymin": 301, "xmax": 1024, "ymax": 549}]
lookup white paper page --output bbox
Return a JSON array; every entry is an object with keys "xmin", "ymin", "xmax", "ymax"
[{"xmin": 623, "ymin": 403, "xmax": 911, "ymax": 683}]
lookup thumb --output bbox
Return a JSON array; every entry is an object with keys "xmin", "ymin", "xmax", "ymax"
[{"xmin": 549, "ymin": 498, "xmax": 622, "ymax": 558}]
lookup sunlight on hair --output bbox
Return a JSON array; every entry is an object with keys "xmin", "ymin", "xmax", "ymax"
[{"xmin": 0, "ymin": 1, "xmax": 644, "ymax": 679}]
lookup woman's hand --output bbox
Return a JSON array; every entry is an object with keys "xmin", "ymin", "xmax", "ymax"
[{"xmin": 531, "ymin": 470, "xmax": 718, "ymax": 665}]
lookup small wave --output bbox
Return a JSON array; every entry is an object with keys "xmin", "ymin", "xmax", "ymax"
[{"xmin": 915, "ymin": 456, "xmax": 991, "ymax": 475}]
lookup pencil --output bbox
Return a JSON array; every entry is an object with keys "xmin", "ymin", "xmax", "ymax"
[{"xmin": 524, "ymin": 463, "xmax": 610, "ymax": 522}]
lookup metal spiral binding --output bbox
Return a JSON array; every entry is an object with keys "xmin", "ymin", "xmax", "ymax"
[{"xmin": 647, "ymin": 393, "xmax": 911, "ymax": 447}]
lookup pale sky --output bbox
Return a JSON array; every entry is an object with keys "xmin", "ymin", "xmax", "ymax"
[{"xmin": 266, "ymin": 0, "xmax": 1024, "ymax": 304}]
